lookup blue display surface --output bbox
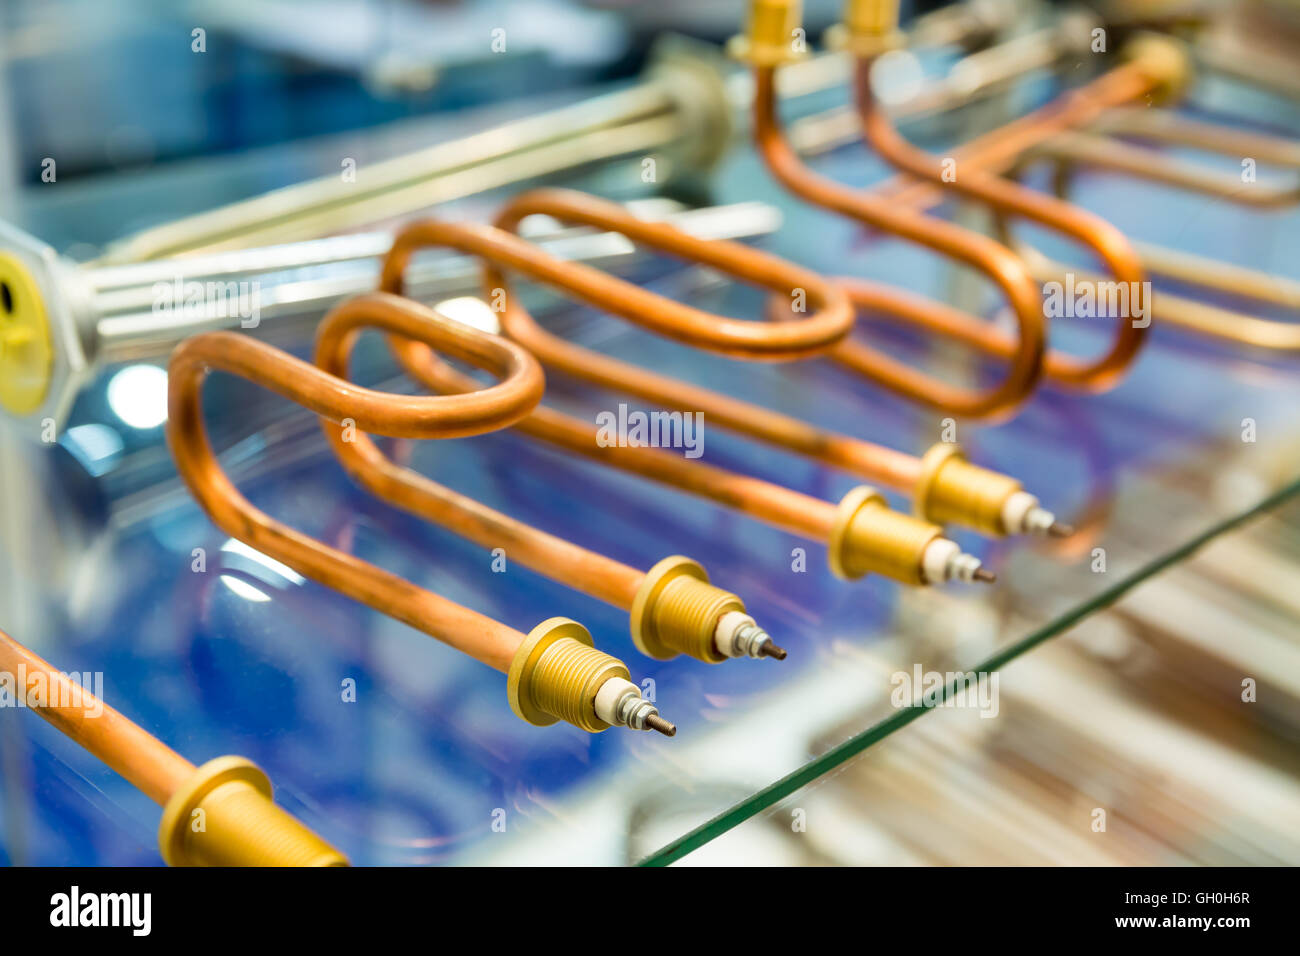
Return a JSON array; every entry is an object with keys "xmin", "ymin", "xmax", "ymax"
[{"xmin": 2, "ymin": 69, "xmax": 1299, "ymax": 866}]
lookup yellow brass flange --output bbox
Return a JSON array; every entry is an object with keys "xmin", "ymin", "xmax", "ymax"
[
  {"xmin": 0, "ymin": 251, "xmax": 55, "ymax": 416},
  {"xmin": 914, "ymin": 443, "xmax": 1021, "ymax": 537},
  {"xmin": 1122, "ymin": 32, "xmax": 1192, "ymax": 106},
  {"xmin": 631, "ymin": 556, "xmax": 743, "ymax": 664},
  {"xmin": 158, "ymin": 756, "xmax": 348, "ymax": 867},
  {"xmin": 825, "ymin": 0, "xmax": 905, "ymax": 57},
  {"xmin": 508, "ymin": 617, "xmax": 629, "ymax": 732},
  {"xmin": 727, "ymin": 0, "xmax": 809, "ymax": 67},
  {"xmin": 830, "ymin": 485, "xmax": 942, "ymax": 584}
]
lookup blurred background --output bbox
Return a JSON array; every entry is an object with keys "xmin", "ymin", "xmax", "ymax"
[{"xmin": 1, "ymin": 0, "xmax": 1299, "ymax": 865}]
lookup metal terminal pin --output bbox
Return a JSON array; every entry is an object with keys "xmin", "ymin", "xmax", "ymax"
[
  {"xmin": 646, "ymin": 714, "xmax": 677, "ymax": 737},
  {"xmin": 599, "ymin": 678, "xmax": 675, "ymax": 736},
  {"xmin": 945, "ymin": 551, "xmax": 992, "ymax": 584},
  {"xmin": 1022, "ymin": 505, "xmax": 1065, "ymax": 537},
  {"xmin": 715, "ymin": 611, "xmax": 786, "ymax": 660}
]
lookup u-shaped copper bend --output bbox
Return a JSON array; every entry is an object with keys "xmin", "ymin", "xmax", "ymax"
[
  {"xmin": 752, "ymin": 65, "xmax": 1046, "ymax": 419},
  {"xmin": 849, "ymin": 54, "xmax": 1149, "ymax": 392},
  {"xmin": 376, "ymin": 190, "xmax": 1018, "ymax": 584},
  {"xmin": 167, "ymin": 292, "xmax": 542, "ymax": 672},
  {"xmin": 382, "ymin": 188, "xmax": 854, "ymax": 363},
  {"xmin": 168, "ymin": 294, "xmax": 678, "ymax": 735}
]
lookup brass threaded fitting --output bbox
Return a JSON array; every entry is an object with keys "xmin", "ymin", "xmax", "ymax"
[
  {"xmin": 914, "ymin": 443, "xmax": 1021, "ymax": 537},
  {"xmin": 1122, "ymin": 32, "xmax": 1192, "ymax": 106},
  {"xmin": 728, "ymin": 0, "xmax": 807, "ymax": 67},
  {"xmin": 508, "ymin": 617, "xmax": 629, "ymax": 732},
  {"xmin": 829, "ymin": 486, "xmax": 941, "ymax": 584},
  {"xmin": 844, "ymin": 0, "xmax": 898, "ymax": 34},
  {"xmin": 631, "ymin": 556, "xmax": 743, "ymax": 663},
  {"xmin": 158, "ymin": 756, "xmax": 348, "ymax": 867},
  {"xmin": 828, "ymin": 0, "xmax": 904, "ymax": 55}
]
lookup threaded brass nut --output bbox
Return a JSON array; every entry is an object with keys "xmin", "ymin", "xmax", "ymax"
[
  {"xmin": 826, "ymin": 0, "xmax": 905, "ymax": 56},
  {"xmin": 1122, "ymin": 32, "xmax": 1192, "ymax": 106},
  {"xmin": 631, "ymin": 556, "xmax": 743, "ymax": 663},
  {"xmin": 914, "ymin": 443, "xmax": 1021, "ymax": 536},
  {"xmin": 829, "ymin": 486, "xmax": 941, "ymax": 584},
  {"xmin": 508, "ymin": 618, "xmax": 629, "ymax": 732},
  {"xmin": 158, "ymin": 756, "xmax": 348, "ymax": 867},
  {"xmin": 728, "ymin": 0, "xmax": 807, "ymax": 67}
]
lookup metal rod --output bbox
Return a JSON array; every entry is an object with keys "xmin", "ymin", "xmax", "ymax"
[{"xmin": 0, "ymin": 628, "xmax": 194, "ymax": 806}]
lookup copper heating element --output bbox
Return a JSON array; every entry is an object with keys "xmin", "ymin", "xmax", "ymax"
[
  {"xmin": 745, "ymin": 28, "xmax": 1168, "ymax": 411},
  {"xmin": 167, "ymin": 293, "xmax": 675, "ymax": 734},
  {"xmin": 374, "ymin": 190, "xmax": 1002, "ymax": 581},
  {"xmin": 168, "ymin": 294, "xmax": 542, "ymax": 672}
]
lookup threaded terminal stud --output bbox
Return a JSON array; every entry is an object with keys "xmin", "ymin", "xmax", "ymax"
[
  {"xmin": 508, "ymin": 618, "xmax": 627, "ymax": 732},
  {"xmin": 914, "ymin": 444, "xmax": 1066, "ymax": 538},
  {"xmin": 831, "ymin": 485, "xmax": 992, "ymax": 584},
  {"xmin": 508, "ymin": 618, "xmax": 675, "ymax": 735},
  {"xmin": 158, "ymin": 756, "xmax": 348, "ymax": 867},
  {"xmin": 632, "ymin": 556, "xmax": 781, "ymax": 663}
]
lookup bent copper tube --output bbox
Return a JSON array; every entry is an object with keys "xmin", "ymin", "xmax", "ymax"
[
  {"xmin": 376, "ymin": 192, "xmax": 903, "ymax": 491},
  {"xmin": 386, "ymin": 190, "xmax": 853, "ymax": 362},
  {"xmin": 397, "ymin": 339, "xmax": 993, "ymax": 583},
  {"xmin": 751, "ymin": 64, "xmax": 1047, "ymax": 418},
  {"xmin": 996, "ymin": 116, "xmax": 1300, "ymax": 353},
  {"xmin": 1030, "ymin": 107, "xmax": 1300, "ymax": 211},
  {"xmin": 870, "ymin": 59, "xmax": 1162, "ymax": 211},
  {"xmin": 168, "ymin": 296, "xmax": 678, "ymax": 735},
  {"xmin": 378, "ymin": 199, "xmax": 997, "ymax": 581},
  {"xmin": 851, "ymin": 54, "xmax": 1150, "ymax": 392},
  {"xmin": 316, "ymin": 294, "xmax": 787, "ymax": 663},
  {"xmin": 167, "ymin": 295, "xmax": 545, "ymax": 674},
  {"xmin": 1009, "ymin": 241, "xmax": 1300, "ymax": 354},
  {"xmin": 393, "ymin": 190, "xmax": 1062, "ymax": 537}
]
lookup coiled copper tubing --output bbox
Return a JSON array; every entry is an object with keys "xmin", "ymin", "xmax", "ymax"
[
  {"xmin": 751, "ymin": 64, "xmax": 1047, "ymax": 418},
  {"xmin": 998, "ymin": 110, "xmax": 1300, "ymax": 353},
  {"xmin": 168, "ymin": 294, "xmax": 545, "ymax": 673},
  {"xmin": 316, "ymin": 294, "xmax": 787, "ymax": 663},
  {"xmin": 849, "ymin": 53, "xmax": 1149, "ymax": 392},
  {"xmin": 168, "ymin": 294, "xmax": 677, "ymax": 734},
  {"xmin": 376, "ymin": 191, "xmax": 997, "ymax": 581}
]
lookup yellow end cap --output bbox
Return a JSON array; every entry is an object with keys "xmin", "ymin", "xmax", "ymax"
[
  {"xmin": 631, "ymin": 556, "xmax": 742, "ymax": 664},
  {"xmin": 1122, "ymin": 32, "xmax": 1193, "ymax": 106},
  {"xmin": 830, "ymin": 485, "xmax": 942, "ymax": 584},
  {"xmin": 914, "ymin": 443, "xmax": 1021, "ymax": 537},
  {"xmin": 508, "ymin": 618, "xmax": 628, "ymax": 733},
  {"xmin": 158, "ymin": 756, "xmax": 348, "ymax": 867},
  {"xmin": 728, "ymin": 0, "xmax": 808, "ymax": 67},
  {"xmin": 828, "ymin": 0, "xmax": 905, "ymax": 56},
  {"xmin": 0, "ymin": 251, "xmax": 55, "ymax": 416}
]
